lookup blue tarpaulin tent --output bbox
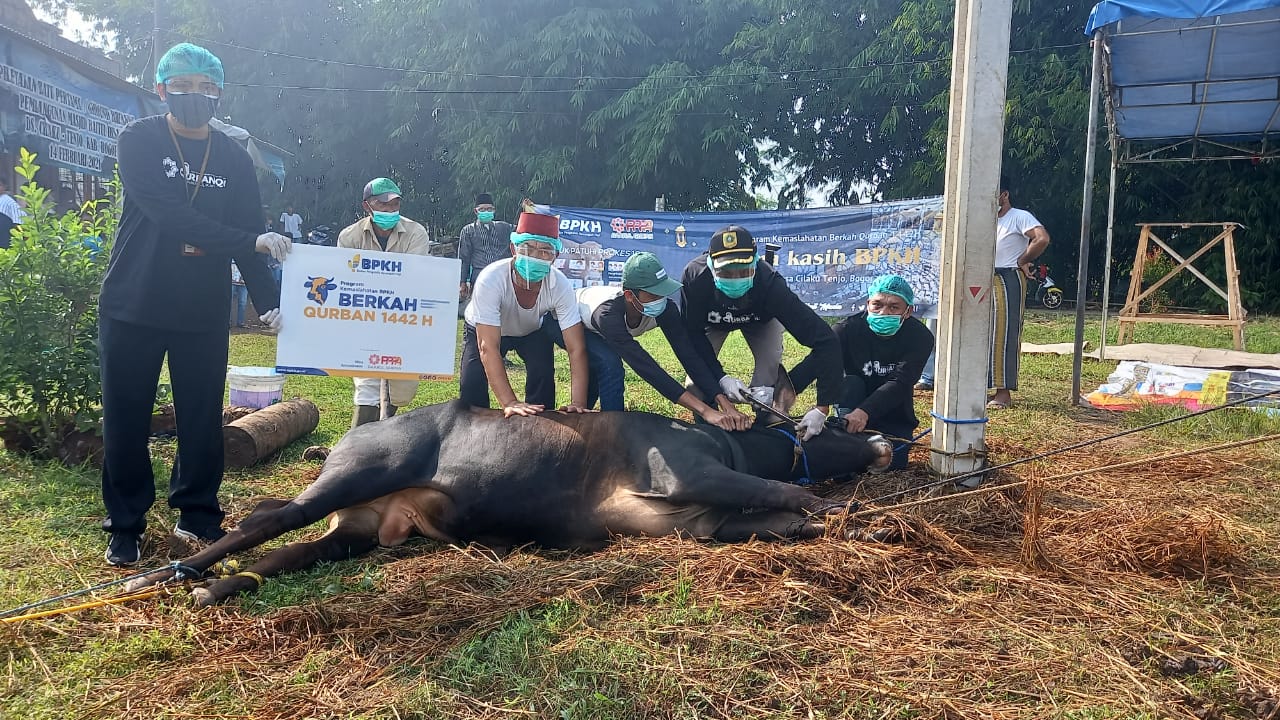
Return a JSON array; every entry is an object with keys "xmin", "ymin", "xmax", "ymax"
[{"xmin": 1069, "ymin": 0, "xmax": 1280, "ymax": 401}]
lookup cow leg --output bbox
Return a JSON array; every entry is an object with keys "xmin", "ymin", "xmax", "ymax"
[
  {"xmin": 712, "ymin": 510, "xmax": 826, "ymax": 542},
  {"xmin": 659, "ymin": 467, "xmax": 847, "ymax": 516},
  {"xmin": 191, "ymin": 507, "xmax": 381, "ymax": 607}
]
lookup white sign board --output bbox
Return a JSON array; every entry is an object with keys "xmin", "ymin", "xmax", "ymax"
[{"xmin": 275, "ymin": 244, "xmax": 460, "ymax": 380}]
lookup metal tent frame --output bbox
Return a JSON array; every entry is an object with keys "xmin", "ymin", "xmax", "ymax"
[{"xmin": 1070, "ymin": 2, "xmax": 1280, "ymax": 403}]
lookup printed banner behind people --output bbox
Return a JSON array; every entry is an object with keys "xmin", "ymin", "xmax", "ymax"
[
  {"xmin": 545, "ymin": 197, "xmax": 944, "ymax": 318},
  {"xmin": 276, "ymin": 245, "xmax": 461, "ymax": 379}
]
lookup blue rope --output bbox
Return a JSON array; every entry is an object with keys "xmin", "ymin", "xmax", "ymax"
[
  {"xmin": 896, "ymin": 428, "xmax": 932, "ymax": 453},
  {"xmin": 929, "ymin": 411, "xmax": 990, "ymax": 425},
  {"xmin": 771, "ymin": 427, "xmax": 813, "ymax": 486}
]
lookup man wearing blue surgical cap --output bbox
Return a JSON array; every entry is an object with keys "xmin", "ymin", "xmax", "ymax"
[
  {"xmin": 790, "ymin": 274, "xmax": 934, "ymax": 470},
  {"xmin": 97, "ymin": 42, "xmax": 292, "ymax": 566}
]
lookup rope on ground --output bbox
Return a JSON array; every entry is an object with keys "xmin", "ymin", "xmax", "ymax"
[
  {"xmin": 851, "ymin": 431, "xmax": 1280, "ymax": 519},
  {"xmin": 0, "ymin": 586, "xmax": 176, "ymax": 624},
  {"xmin": 0, "ymin": 561, "xmax": 198, "ymax": 619}
]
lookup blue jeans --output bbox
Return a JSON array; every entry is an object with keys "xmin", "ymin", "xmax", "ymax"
[
  {"xmin": 919, "ymin": 317, "xmax": 937, "ymax": 384},
  {"xmin": 230, "ymin": 284, "xmax": 248, "ymax": 327},
  {"xmin": 542, "ymin": 323, "xmax": 626, "ymax": 411}
]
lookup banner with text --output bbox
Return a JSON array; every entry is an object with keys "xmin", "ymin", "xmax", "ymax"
[
  {"xmin": 546, "ymin": 197, "xmax": 944, "ymax": 317},
  {"xmin": 0, "ymin": 35, "xmax": 161, "ymax": 177},
  {"xmin": 276, "ymin": 244, "xmax": 461, "ymax": 380}
]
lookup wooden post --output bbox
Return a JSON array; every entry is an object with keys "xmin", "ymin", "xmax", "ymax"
[
  {"xmin": 1116, "ymin": 224, "xmax": 1151, "ymax": 345},
  {"xmin": 223, "ymin": 399, "xmax": 320, "ymax": 468},
  {"xmin": 1224, "ymin": 225, "xmax": 1245, "ymax": 350}
]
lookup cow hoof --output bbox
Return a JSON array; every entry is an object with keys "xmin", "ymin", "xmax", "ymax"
[
  {"xmin": 302, "ymin": 445, "xmax": 330, "ymax": 462},
  {"xmin": 867, "ymin": 435, "xmax": 894, "ymax": 474},
  {"xmin": 123, "ymin": 568, "xmax": 176, "ymax": 593},
  {"xmin": 191, "ymin": 586, "xmax": 217, "ymax": 608},
  {"xmin": 851, "ymin": 526, "xmax": 902, "ymax": 543}
]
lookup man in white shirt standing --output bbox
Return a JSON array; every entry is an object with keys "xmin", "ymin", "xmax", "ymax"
[
  {"xmin": 338, "ymin": 178, "xmax": 432, "ymax": 427},
  {"xmin": 279, "ymin": 205, "xmax": 303, "ymax": 243},
  {"xmin": 989, "ymin": 175, "xmax": 1050, "ymax": 410},
  {"xmin": 0, "ymin": 178, "xmax": 21, "ymax": 248}
]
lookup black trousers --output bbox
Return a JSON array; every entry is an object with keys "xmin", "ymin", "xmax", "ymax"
[
  {"xmin": 99, "ymin": 315, "xmax": 229, "ymax": 535},
  {"xmin": 459, "ymin": 322, "xmax": 555, "ymax": 408},
  {"xmin": 837, "ymin": 375, "xmax": 917, "ymax": 470}
]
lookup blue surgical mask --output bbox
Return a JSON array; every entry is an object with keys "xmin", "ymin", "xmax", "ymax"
[
  {"xmin": 867, "ymin": 312, "xmax": 904, "ymax": 336},
  {"xmin": 371, "ymin": 210, "xmax": 400, "ymax": 231},
  {"xmin": 640, "ymin": 297, "xmax": 667, "ymax": 318},
  {"xmin": 513, "ymin": 254, "xmax": 553, "ymax": 282},
  {"xmin": 477, "ymin": 210, "xmax": 495, "ymax": 223}
]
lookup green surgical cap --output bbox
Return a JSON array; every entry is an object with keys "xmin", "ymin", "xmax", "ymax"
[
  {"xmin": 868, "ymin": 274, "xmax": 915, "ymax": 305},
  {"xmin": 156, "ymin": 43, "xmax": 224, "ymax": 88}
]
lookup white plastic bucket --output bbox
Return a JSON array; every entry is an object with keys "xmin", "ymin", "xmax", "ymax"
[{"xmin": 227, "ymin": 366, "xmax": 285, "ymax": 409}]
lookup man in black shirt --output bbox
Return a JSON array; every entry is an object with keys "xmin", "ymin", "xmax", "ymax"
[
  {"xmin": 680, "ymin": 225, "xmax": 843, "ymax": 441},
  {"xmin": 791, "ymin": 274, "xmax": 934, "ymax": 469},
  {"xmin": 97, "ymin": 43, "xmax": 292, "ymax": 566},
  {"xmin": 546, "ymin": 252, "xmax": 751, "ymax": 430}
]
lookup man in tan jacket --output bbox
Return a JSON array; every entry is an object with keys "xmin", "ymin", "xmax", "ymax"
[{"xmin": 338, "ymin": 177, "xmax": 431, "ymax": 427}]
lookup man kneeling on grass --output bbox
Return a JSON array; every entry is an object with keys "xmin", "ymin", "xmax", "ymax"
[{"xmin": 790, "ymin": 274, "xmax": 933, "ymax": 470}]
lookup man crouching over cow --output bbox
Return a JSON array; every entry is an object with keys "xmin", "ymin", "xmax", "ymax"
[
  {"xmin": 127, "ymin": 381, "xmax": 895, "ymax": 606},
  {"xmin": 459, "ymin": 210, "xmax": 592, "ymax": 416}
]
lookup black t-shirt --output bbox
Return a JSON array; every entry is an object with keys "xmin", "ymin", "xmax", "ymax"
[
  {"xmin": 589, "ymin": 293, "xmax": 723, "ymax": 403},
  {"xmin": 679, "ymin": 254, "xmax": 843, "ymax": 405},
  {"xmin": 793, "ymin": 311, "xmax": 934, "ymax": 426},
  {"xmin": 99, "ymin": 115, "xmax": 278, "ymax": 331}
]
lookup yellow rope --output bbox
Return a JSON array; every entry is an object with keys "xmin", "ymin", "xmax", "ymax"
[
  {"xmin": 235, "ymin": 571, "xmax": 265, "ymax": 588},
  {"xmin": 0, "ymin": 587, "xmax": 171, "ymax": 624}
]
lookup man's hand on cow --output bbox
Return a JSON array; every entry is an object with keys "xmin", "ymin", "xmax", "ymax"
[
  {"xmin": 797, "ymin": 407, "xmax": 829, "ymax": 441},
  {"xmin": 255, "ymin": 232, "xmax": 292, "ymax": 263},
  {"xmin": 714, "ymin": 396, "xmax": 754, "ymax": 431},
  {"xmin": 701, "ymin": 405, "xmax": 751, "ymax": 432},
  {"xmin": 259, "ymin": 308, "xmax": 282, "ymax": 334},
  {"xmin": 502, "ymin": 401, "xmax": 545, "ymax": 418},
  {"xmin": 719, "ymin": 375, "xmax": 749, "ymax": 402},
  {"xmin": 843, "ymin": 408, "xmax": 870, "ymax": 433},
  {"xmin": 559, "ymin": 402, "xmax": 594, "ymax": 414}
]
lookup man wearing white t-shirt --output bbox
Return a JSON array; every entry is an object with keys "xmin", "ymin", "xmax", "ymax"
[
  {"xmin": 460, "ymin": 211, "xmax": 591, "ymax": 416},
  {"xmin": 279, "ymin": 206, "xmax": 303, "ymax": 242},
  {"xmin": 989, "ymin": 175, "xmax": 1050, "ymax": 409}
]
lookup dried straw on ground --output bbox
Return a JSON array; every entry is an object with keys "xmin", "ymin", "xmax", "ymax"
[{"xmin": 5, "ymin": 437, "xmax": 1278, "ymax": 719}]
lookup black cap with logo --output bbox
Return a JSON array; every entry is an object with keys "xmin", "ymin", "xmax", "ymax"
[{"xmin": 708, "ymin": 225, "xmax": 758, "ymax": 270}]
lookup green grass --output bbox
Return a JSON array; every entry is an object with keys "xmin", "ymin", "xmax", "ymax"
[{"xmin": 2, "ymin": 314, "xmax": 1280, "ymax": 719}]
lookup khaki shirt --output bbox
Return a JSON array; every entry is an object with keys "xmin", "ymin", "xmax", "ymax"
[{"xmin": 337, "ymin": 215, "xmax": 431, "ymax": 255}]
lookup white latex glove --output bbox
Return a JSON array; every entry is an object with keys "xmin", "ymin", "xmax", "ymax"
[
  {"xmin": 259, "ymin": 308, "xmax": 282, "ymax": 333},
  {"xmin": 255, "ymin": 232, "xmax": 292, "ymax": 263},
  {"xmin": 796, "ymin": 408, "xmax": 829, "ymax": 441},
  {"xmin": 719, "ymin": 375, "xmax": 749, "ymax": 402},
  {"xmin": 747, "ymin": 386, "xmax": 774, "ymax": 407}
]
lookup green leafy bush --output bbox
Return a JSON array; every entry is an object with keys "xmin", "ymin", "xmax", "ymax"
[{"xmin": 0, "ymin": 148, "xmax": 117, "ymax": 461}]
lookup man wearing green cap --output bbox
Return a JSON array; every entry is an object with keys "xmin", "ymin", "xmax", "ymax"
[
  {"xmin": 790, "ymin": 274, "xmax": 934, "ymax": 470},
  {"xmin": 338, "ymin": 177, "xmax": 431, "ymax": 427},
  {"xmin": 543, "ymin": 252, "xmax": 752, "ymax": 430},
  {"xmin": 98, "ymin": 42, "xmax": 292, "ymax": 566}
]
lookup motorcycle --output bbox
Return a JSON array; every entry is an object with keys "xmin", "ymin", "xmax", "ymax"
[
  {"xmin": 1031, "ymin": 263, "xmax": 1064, "ymax": 309},
  {"xmin": 306, "ymin": 225, "xmax": 335, "ymax": 247}
]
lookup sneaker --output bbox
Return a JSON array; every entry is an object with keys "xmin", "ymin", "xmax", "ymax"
[
  {"xmin": 105, "ymin": 532, "xmax": 142, "ymax": 566},
  {"xmin": 914, "ymin": 381, "xmax": 934, "ymax": 391},
  {"xmin": 173, "ymin": 520, "xmax": 227, "ymax": 545}
]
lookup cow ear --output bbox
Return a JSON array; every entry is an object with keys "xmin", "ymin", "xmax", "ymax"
[{"xmin": 772, "ymin": 364, "xmax": 797, "ymax": 415}]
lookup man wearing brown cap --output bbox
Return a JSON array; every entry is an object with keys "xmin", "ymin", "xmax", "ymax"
[
  {"xmin": 680, "ymin": 225, "xmax": 844, "ymax": 441},
  {"xmin": 338, "ymin": 177, "xmax": 431, "ymax": 427}
]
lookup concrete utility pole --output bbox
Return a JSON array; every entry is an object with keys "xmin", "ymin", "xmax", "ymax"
[{"xmin": 930, "ymin": 0, "xmax": 1015, "ymax": 478}]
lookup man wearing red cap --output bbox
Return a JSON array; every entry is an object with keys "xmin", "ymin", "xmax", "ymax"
[
  {"xmin": 460, "ymin": 211, "xmax": 591, "ymax": 416},
  {"xmin": 339, "ymin": 177, "xmax": 431, "ymax": 427}
]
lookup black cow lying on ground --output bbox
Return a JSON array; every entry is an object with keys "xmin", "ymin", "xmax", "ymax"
[{"xmin": 130, "ymin": 399, "xmax": 893, "ymax": 606}]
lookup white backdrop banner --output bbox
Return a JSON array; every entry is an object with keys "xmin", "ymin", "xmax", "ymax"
[{"xmin": 275, "ymin": 244, "xmax": 461, "ymax": 380}]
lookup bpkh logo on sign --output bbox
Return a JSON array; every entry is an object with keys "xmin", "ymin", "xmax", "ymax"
[
  {"xmin": 559, "ymin": 218, "xmax": 602, "ymax": 235},
  {"xmin": 347, "ymin": 253, "xmax": 404, "ymax": 274}
]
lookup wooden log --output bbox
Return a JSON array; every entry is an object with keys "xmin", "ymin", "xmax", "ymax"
[{"xmin": 223, "ymin": 399, "xmax": 319, "ymax": 468}]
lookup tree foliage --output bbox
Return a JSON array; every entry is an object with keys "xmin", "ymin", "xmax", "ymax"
[{"xmin": 36, "ymin": 0, "xmax": 1280, "ymax": 311}]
